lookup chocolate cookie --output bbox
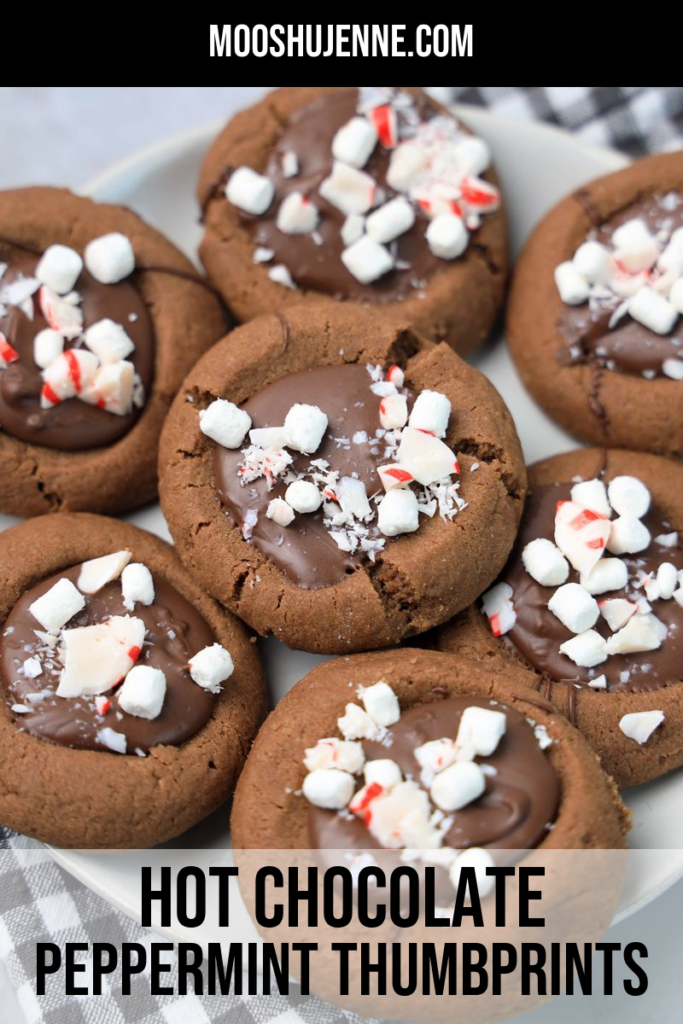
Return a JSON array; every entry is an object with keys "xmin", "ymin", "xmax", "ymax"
[
  {"xmin": 158, "ymin": 305, "xmax": 525, "ymax": 654},
  {"xmin": 437, "ymin": 448, "xmax": 683, "ymax": 788},
  {"xmin": 0, "ymin": 513, "xmax": 265, "ymax": 848},
  {"xmin": 198, "ymin": 87, "xmax": 507, "ymax": 356},
  {"xmin": 507, "ymin": 153, "xmax": 683, "ymax": 458},
  {"xmin": 0, "ymin": 187, "xmax": 226, "ymax": 516}
]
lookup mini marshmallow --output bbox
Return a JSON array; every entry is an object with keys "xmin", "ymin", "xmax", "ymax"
[
  {"xmin": 121, "ymin": 563, "xmax": 155, "ymax": 609},
  {"xmin": 304, "ymin": 738, "xmax": 365, "ymax": 774},
  {"xmin": 554, "ymin": 261, "xmax": 589, "ymax": 305},
  {"xmin": 449, "ymin": 847, "xmax": 495, "ymax": 899},
  {"xmin": 408, "ymin": 389, "xmax": 451, "ymax": 439},
  {"xmin": 338, "ymin": 702, "xmax": 384, "ymax": 741},
  {"xmin": 33, "ymin": 329, "xmax": 64, "ymax": 369},
  {"xmin": 453, "ymin": 136, "xmax": 491, "ymax": 177},
  {"xmin": 282, "ymin": 151, "xmax": 298, "ymax": 178},
  {"xmin": 570, "ymin": 478, "xmax": 611, "ymax": 519},
  {"xmin": 580, "ymin": 557, "xmax": 629, "ymax": 595},
  {"xmin": 377, "ymin": 488, "xmax": 419, "ymax": 537},
  {"xmin": 674, "ymin": 589, "xmax": 683, "ymax": 609},
  {"xmin": 188, "ymin": 643, "xmax": 234, "ymax": 693},
  {"xmin": 283, "ymin": 403, "xmax": 328, "ymax": 454},
  {"xmin": 360, "ymin": 681, "xmax": 400, "ymax": 728},
  {"xmin": 669, "ymin": 277, "xmax": 683, "ymax": 314},
  {"xmin": 276, "ymin": 191, "xmax": 319, "ymax": 235},
  {"xmin": 607, "ymin": 476, "xmax": 651, "ymax": 519},
  {"xmin": 655, "ymin": 531, "xmax": 679, "ymax": 547},
  {"xmin": 84, "ymin": 318, "xmax": 135, "ymax": 364},
  {"xmin": 386, "ymin": 142, "xmax": 429, "ymax": 192},
  {"xmin": 41, "ymin": 349, "xmax": 98, "ymax": 406},
  {"xmin": 97, "ymin": 728, "xmax": 127, "ymax": 755},
  {"xmin": 628, "ymin": 287, "xmax": 677, "ymax": 335},
  {"xmin": 77, "ymin": 550, "xmax": 132, "ymax": 594},
  {"xmin": 29, "ymin": 577, "xmax": 86, "ymax": 631},
  {"xmin": 319, "ymin": 161, "xmax": 376, "ymax": 215},
  {"xmin": 396, "ymin": 427, "xmax": 458, "ymax": 485},
  {"xmin": 363, "ymin": 759, "xmax": 402, "ymax": 790},
  {"xmin": 285, "ymin": 480, "xmax": 322, "ymax": 514},
  {"xmin": 337, "ymin": 476, "xmax": 372, "ymax": 521},
  {"xmin": 605, "ymin": 614, "xmax": 665, "ymax": 655},
  {"xmin": 599, "ymin": 598, "xmax": 637, "ymax": 632},
  {"xmin": 607, "ymin": 517, "xmax": 651, "ymax": 555},
  {"xmin": 342, "ymin": 236, "xmax": 393, "ymax": 284},
  {"xmin": 266, "ymin": 498, "xmax": 295, "ymax": 527},
  {"xmin": 481, "ymin": 582, "xmax": 516, "ymax": 636},
  {"xmin": 426, "ymin": 214, "xmax": 468, "ymax": 260},
  {"xmin": 456, "ymin": 706, "xmax": 506, "ymax": 757},
  {"xmin": 302, "ymin": 768, "xmax": 355, "ymax": 810},
  {"xmin": 332, "ymin": 116, "xmax": 378, "ymax": 168},
  {"xmin": 35, "ymin": 245, "xmax": 82, "ymax": 295},
  {"xmin": 657, "ymin": 563, "xmax": 678, "ymax": 600},
  {"xmin": 341, "ymin": 213, "xmax": 365, "ymax": 247},
  {"xmin": 379, "ymin": 393, "xmax": 408, "ymax": 429},
  {"xmin": 84, "ymin": 233, "xmax": 135, "ymax": 284},
  {"xmin": 226, "ymin": 167, "xmax": 274, "ymax": 215},
  {"xmin": 548, "ymin": 583, "xmax": 599, "ymax": 634},
  {"xmin": 430, "ymin": 761, "xmax": 486, "ymax": 813},
  {"xmin": 612, "ymin": 218, "xmax": 659, "ymax": 273},
  {"xmin": 559, "ymin": 629, "xmax": 607, "ymax": 668},
  {"xmin": 366, "ymin": 197, "xmax": 415, "ymax": 244},
  {"xmin": 554, "ymin": 501, "xmax": 610, "ymax": 576},
  {"xmin": 117, "ymin": 665, "xmax": 166, "ymax": 720},
  {"xmin": 268, "ymin": 265, "xmax": 296, "ymax": 289},
  {"xmin": 659, "ymin": 227, "xmax": 683, "ymax": 273},
  {"xmin": 663, "ymin": 357, "xmax": 683, "ymax": 380},
  {"xmin": 57, "ymin": 615, "xmax": 145, "ymax": 697},
  {"xmin": 572, "ymin": 241, "xmax": 614, "ymax": 285},
  {"xmin": 377, "ymin": 464, "xmax": 414, "ymax": 491},
  {"xmin": 249, "ymin": 426, "xmax": 288, "ymax": 449},
  {"xmin": 619, "ymin": 710, "xmax": 664, "ymax": 745},
  {"xmin": 199, "ymin": 399, "xmax": 251, "ymax": 449},
  {"xmin": 522, "ymin": 538, "xmax": 569, "ymax": 587}
]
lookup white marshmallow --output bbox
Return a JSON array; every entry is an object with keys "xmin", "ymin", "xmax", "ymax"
[
  {"xmin": 341, "ymin": 213, "xmax": 365, "ymax": 247},
  {"xmin": 266, "ymin": 498, "xmax": 295, "ymax": 527},
  {"xmin": 276, "ymin": 191, "xmax": 318, "ymax": 235},
  {"xmin": 84, "ymin": 233, "xmax": 135, "ymax": 284},
  {"xmin": 285, "ymin": 480, "xmax": 321, "ymax": 514},
  {"xmin": 29, "ymin": 577, "xmax": 86, "ymax": 631},
  {"xmin": 426, "ymin": 214, "xmax": 468, "ymax": 260},
  {"xmin": 522, "ymin": 538, "xmax": 569, "ymax": 587},
  {"xmin": 304, "ymin": 738, "xmax": 365, "ymax": 774},
  {"xmin": 77, "ymin": 550, "xmax": 132, "ymax": 594},
  {"xmin": 580, "ymin": 558, "xmax": 629, "ymax": 595},
  {"xmin": 605, "ymin": 613, "xmax": 665, "ymax": 655},
  {"xmin": 283, "ymin": 403, "xmax": 328, "ymax": 454},
  {"xmin": 366, "ymin": 197, "xmax": 415, "ymax": 244},
  {"xmin": 36, "ymin": 245, "xmax": 82, "ymax": 295},
  {"xmin": 360, "ymin": 681, "xmax": 400, "ymax": 728},
  {"xmin": 117, "ymin": 665, "xmax": 166, "ymax": 720},
  {"xmin": 377, "ymin": 488, "xmax": 419, "ymax": 537},
  {"xmin": 559, "ymin": 629, "xmax": 607, "ymax": 668},
  {"xmin": 282, "ymin": 151, "xmax": 298, "ymax": 178},
  {"xmin": 84, "ymin": 318, "xmax": 135, "ymax": 363},
  {"xmin": 332, "ymin": 116, "xmax": 378, "ymax": 168},
  {"xmin": 674, "ymin": 588, "xmax": 683, "ymax": 608},
  {"xmin": 554, "ymin": 500, "xmax": 610, "ymax": 576},
  {"xmin": 363, "ymin": 759, "xmax": 402, "ymax": 790},
  {"xmin": 337, "ymin": 476, "xmax": 372, "ymax": 521},
  {"xmin": 33, "ymin": 328, "xmax": 64, "ymax": 369},
  {"xmin": 199, "ymin": 399, "xmax": 251, "ymax": 449},
  {"xmin": 188, "ymin": 643, "xmax": 234, "ymax": 693},
  {"xmin": 668, "ymin": 276, "xmax": 683, "ymax": 313},
  {"xmin": 607, "ymin": 476, "xmax": 651, "ymax": 519},
  {"xmin": 607, "ymin": 517, "xmax": 651, "ymax": 555},
  {"xmin": 396, "ymin": 426, "xmax": 458, "ymax": 485},
  {"xmin": 386, "ymin": 142, "xmax": 429, "ymax": 192},
  {"xmin": 302, "ymin": 768, "xmax": 355, "ymax": 810},
  {"xmin": 341, "ymin": 236, "xmax": 393, "ymax": 284},
  {"xmin": 570, "ymin": 478, "xmax": 611, "ymax": 519},
  {"xmin": 338, "ymin": 702, "xmax": 384, "ymax": 741},
  {"xmin": 456, "ymin": 706, "xmax": 506, "ymax": 757},
  {"xmin": 453, "ymin": 137, "xmax": 491, "ymax": 177},
  {"xmin": 599, "ymin": 598, "xmax": 637, "ymax": 632},
  {"xmin": 41, "ymin": 349, "xmax": 98, "ymax": 406},
  {"xmin": 225, "ymin": 167, "xmax": 274, "ymax": 215},
  {"xmin": 379, "ymin": 393, "xmax": 408, "ymax": 429},
  {"xmin": 612, "ymin": 218, "xmax": 659, "ymax": 273},
  {"xmin": 572, "ymin": 241, "xmax": 614, "ymax": 285},
  {"xmin": 57, "ymin": 615, "xmax": 145, "ymax": 697},
  {"xmin": 619, "ymin": 710, "xmax": 664, "ymax": 745},
  {"xmin": 481, "ymin": 582, "xmax": 516, "ymax": 636},
  {"xmin": 663, "ymin": 357, "xmax": 683, "ymax": 380},
  {"xmin": 408, "ymin": 389, "xmax": 451, "ymax": 438},
  {"xmin": 249, "ymin": 426, "xmax": 288, "ymax": 449},
  {"xmin": 268, "ymin": 265, "xmax": 296, "ymax": 289},
  {"xmin": 377, "ymin": 464, "xmax": 414, "ymax": 490},
  {"xmin": 319, "ymin": 161, "xmax": 376, "ymax": 215},
  {"xmin": 431, "ymin": 761, "xmax": 486, "ymax": 812},
  {"xmin": 449, "ymin": 847, "xmax": 495, "ymax": 899},
  {"xmin": 548, "ymin": 583, "xmax": 599, "ymax": 633},
  {"xmin": 659, "ymin": 228, "xmax": 683, "ymax": 273},
  {"xmin": 657, "ymin": 562, "xmax": 678, "ymax": 600},
  {"xmin": 554, "ymin": 261, "xmax": 589, "ymax": 305},
  {"xmin": 628, "ymin": 287, "xmax": 677, "ymax": 335},
  {"xmin": 121, "ymin": 563, "xmax": 155, "ymax": 609}
]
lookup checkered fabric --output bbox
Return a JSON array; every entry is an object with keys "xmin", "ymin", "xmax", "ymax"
[{"xmin": 1, "ymin": 86, "xmax": 681, "ymax": 1023}]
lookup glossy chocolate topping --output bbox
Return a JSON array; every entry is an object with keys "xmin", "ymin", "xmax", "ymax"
[
  {"xmin": 0, "ymin": 564, "xmax": 216, "ymax": 753},
  {"xmin": 559, "ymin": 194, "xmax": 683, "ymax": 377},
  {"xmin": 310, "ymin": 697, "xmax": 559, "ymax": 854},
  {"xmin": 249, "ymin": 89, "xmax": 448, "ymax": 302},
  {"xmin": 501, "ymin": 482, "xmax": 683, "ymax": 691},
  {"xmin": 0, "ymin": 256, "xmax": 153, "ymax": 450},
  {"xmin": 214, "ymin": 363, "xmax": 415, "ymax": 589}
]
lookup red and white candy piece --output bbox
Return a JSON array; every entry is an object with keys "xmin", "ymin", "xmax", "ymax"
[
  {"xmin": 342, "ymin": 235, "xmax": 393, "ymax": 284},
  {"xmin": 285, "ymin": 480, "xmax": 322, "ymax": 514},
  {"xmin": 81, "ymin": 360, "xmax": 137, "ymax": 416},
  {"xmin": 386, "ymin": 365, "xmax": 404, "ymax": 387},
  {"xmin": 548, "ymin": 582, "xmax": 599, "ymax": 633},
  {"xmin": 366, "ymin": 197, "xmax": 415, "ymax": 244},
  {"xmin": 188, "ymin": 643, "xmax": 234, "ymax": 693},
  {"xmin": 363, "ymin": 758, "xmax": 402, "ymax": 790},
  {"xmin": 377, "ymin": 464, "xmax": 414, "ymax": 491},
  {"xmin": 33, "ymin": 329, "xmax": 64, "ymax": 370},
  {"xmin": 481, "ymin": 582, "xmax": 516, "ymax": 636},
  {"xmin": 580, "ymin": 557, "xmax": 629, "ymax": 595},
  {"xmin": 84, "ymin": 232, "xmax": 135, "ymax": 284},
  {"xmin": 430, "ymin": 761, "xmax": 486, "ymax": 813},
  {"xmin": 199, "ymin": 398, "xmax": 252, "ymax": 449},
  {"xmin": 377, "ymin": 488, "xmax": 419, "ymax": 537},
  {"xmin": 319, "ymin": 161, "xmax": 376, "ymax": 216},
  {"xmin": 35, "ymin": 244, "xmax": 82, "ymax": 296},
  {"xmin": 522, "ymin": 538, "xmax": 569, "ymax": 587},
  {"xmin": 619, "ymin": 710, "xmax": 664, "ymax": 745},
  {"xmin": 266, "ymin": 497, "xmax": 295, "ymax": 527},
  {"xmin": 368, "ymin": 104, "xmax": 398, "ymax": 148},
  {"xmin": 628, "ymin": 287, "xmax": 677, "ymax": 335},
  {"xmin": 449, "ymin": 847, "xmax": 496, "ymax": 898},
  {"xmin": 40, "ymin": 349, "xmax": 98, "ymax": 408},
  {"xmin": 331, "ymin": 116, "xmax": 378, "ymax": 168},
  {"xmin": 303, "ymin": 738, "xmax": 365, "ymax": 774},
  {"xmin": 337, "ymin": 476, "xmax": 372, "ymax": 521},
  {"xmin": 460, "ymin": 176, "xmax": 500, "ymax": 213},
  {"xmin": 570, "ymin": 478, "xmax": 611, "ymax": 519},
  {"xmin": 121, "ymin": 563, "xmax": 155, "ymax": 610},
  {"xmin": 426, "ymin": 214, "xmax": 468, "ymax": 260},
  {"xmin": 0, "ymin": 333, "xmax": 19, "ymax": 368},
  {"xmin": 39, "ymin": 286, "xmax": 83, "ymax": 339},
  {"xmin": 276, "ymin": 191, "xmax": 319, "ymax": 235},
  {"xmin": 607, "ymin": 476, "xmax": 651, "ymax": 519},
  {"xmin": 338, "ymin": 702, "xmax": 384, "ymax": 741},
  {"xmin": 387, "ymin": 142, "xmax": 429, "ymax": 193},
  {"xmin": 607, "ymin": 517, "xmax": 651, "ymax": 556},
  {"xmin": 554, "ymin": 500, "xmax": 610, "ymax": 576},
  {"xmin": 349, "ymin": 780, "xmax": 388, "ymax": 826},
  {"xmin": 77, "ymin": 550, "xmax": 132, "ymax": 594},
  {"xmin": 408, "ymin": 389, "xmax": 451, "ymax": 439},
  {"xmin": 605, "ymin": 613, "xmax": 666, "ymax": 655},
  {"xmin": 455, "ymin": 705, "xmax": 506, "ymax": 758},
  {"xmin": 359, "ymin": 681, "xmax": 400, "ymax": 728},
  {"xmin": 397, "ymin": 426, "xmax": 458, "ymax": 485},
  {"xmin": 363, "ymin": 780, "xmax": 435, "ymax": 849},
  {"xmin": 612, "ymin": 218, "xmax": 659, "ymax": 274},
  {"xmin": 572, "ymin": 241, "xmax": 614, "ymax": 285},
  {"xmin": 303, "ymin": 768, "xmax": 355, "ymax": 810},
  {"xmin": 226, "ymin": 167, "xmax": 274, "ymax": 216},
  {"xmin": 97, "ymin": 727, "xmax": 127, "ymax": 755},
  {"xmin": 414, "ymin": 738, "xmax": 457, "ymax": 784},
  {"xmin": 29, "ymin": 577, "xmax": 86, "ymax": 631},
  {"xmin": 57, "ymin": 614, "xmax": 145, "ymax": 697},
  {"xmin": 554, "ymin": 261, "xmax": 590, "ymax": 305},
  {"xmin": 559, "ymin": 629, "xmax": 607, "ymax": 668},
  {"xmin": 84, "ymin": 318, "xmax": 135, "ymax": 364},
  {"xmin": 117, "ymin": 665, "xmax": 166, "ymax": 720},
  {"xmin": 599, "ymin": 598, "xmax": 638, "ymax": 632},
  {"xmin": 379, "ymin": 393, "xmax": 408, "ymax": 429},
  {"xmin": 283, "ymin": 403, "xmax": 328, "ymax": 454},
  {"xmin": 94, "ymin": 696, "xmax": 111, "ymax": 716}
]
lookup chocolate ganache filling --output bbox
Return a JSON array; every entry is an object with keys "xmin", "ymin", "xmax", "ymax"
[
  {"xmin": 0, "ymin": 256, "xmax": 153, "ymax": 450},
  {"xmin": 0, "ymin": 564, "xmax": 215, "ymax": 753},
  {"xmin": 499, "ymin": 483, "xmax": 683, "ymax": 691}
]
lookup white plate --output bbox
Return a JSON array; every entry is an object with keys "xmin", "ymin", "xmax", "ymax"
[{"xmin": 3, "ymin": 101, "xmax": 681, "ymax": 945}]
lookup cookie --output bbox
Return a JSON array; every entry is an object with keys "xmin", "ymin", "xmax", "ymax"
[
  {"xmin": 158, "ymin": 304, "xmax": 525, "ymax": 654},
  {"xmin": 437, "ymin": 448, "xmax": 683, "ymax": 788},
  {"xmin": 0, "ymin": 512, "xmax": 266, "ymax": 848},
  {"xmin": 507, "ymin": 153, "xmax": 683, "ymax": 458},
  {"xmin": 198, "ymin": 87, "xmax": 508, "ymax": 356},
  {"xmin": 0, "ymin": 186, "xmax": 226, "ymax": 517}
]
